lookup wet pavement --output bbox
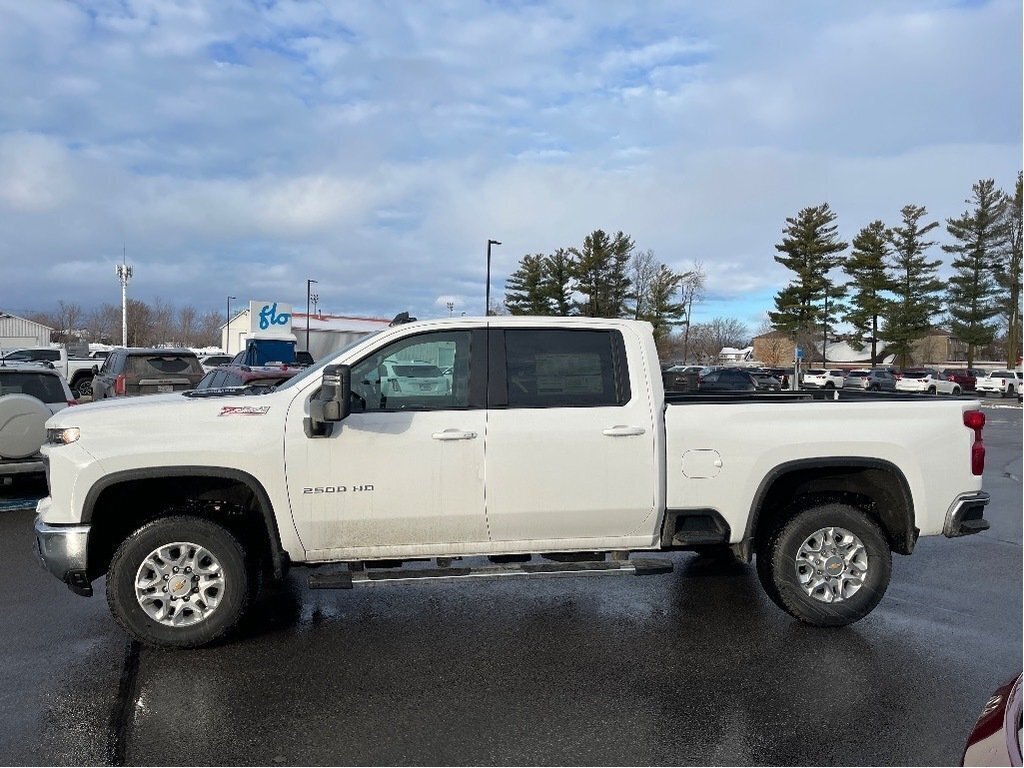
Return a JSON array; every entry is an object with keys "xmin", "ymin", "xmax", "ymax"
[{"xmin": 1, "ymin": 406, "xmax": 1020, "ymax": 766}]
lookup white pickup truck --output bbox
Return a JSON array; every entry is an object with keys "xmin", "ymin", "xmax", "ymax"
[
  {"xmin": 34, "ymin": 317, "xmax": 991, "ymax": 648},
  {"xmin": 1, "ymin": 347, "xmax": 101, "ymax": 399}
]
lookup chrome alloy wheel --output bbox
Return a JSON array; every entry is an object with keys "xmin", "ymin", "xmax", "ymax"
[
  {"xmin": 794, "ymin": 526, "xmax": 868, "ymax": 603},
  {"xmin": 134, "ymin": 542, "xmax": 226, "ymax": 627}
]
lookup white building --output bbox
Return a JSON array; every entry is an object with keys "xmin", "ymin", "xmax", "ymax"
[
  {"xmin": 221, "ymin": 303, "xmax": 391, "ymax": 361},
  {"xmin": 0, "ymin": 311, "xmax": 53, "ymax": 351}
]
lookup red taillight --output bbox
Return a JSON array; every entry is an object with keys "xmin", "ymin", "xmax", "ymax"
[
  {"xmin": 964, "ymin": 409, "xmax": 985, "ymax": 475},
  {"xmin": 114, "ymin": 374, "xmax": 126, "ymax": 395},
  {"xmin": 67, "ymin": 399, "xmax": 78, "ymax": 406}
]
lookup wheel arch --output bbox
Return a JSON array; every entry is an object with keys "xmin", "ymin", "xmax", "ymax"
[
  {"xmin": 742, "ymin": 457, "xmax": 916, "ymax": 560},
  {"xmin": 83, "ymin": 466, "xmax": 287, "ymax": 581}
]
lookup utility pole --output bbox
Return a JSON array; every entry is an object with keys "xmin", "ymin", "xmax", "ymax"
[
  {"xmin": 485, "ymin": 239, "xmax": 501, "ymax": 315},
  {"xmin": 306, "ymin": 279, "xmax": 318, "ymax": 352},
  {"xmin": 115, "ymin": 250, "xmax": 133, "ymax": 347},
  {"xmin": 226, "ymin": 296, "xmax": 236, "ymax": 353}
]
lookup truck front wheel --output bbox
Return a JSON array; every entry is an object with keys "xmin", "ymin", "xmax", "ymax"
[
  {"xmin": 72, "ymin": 376, "xmax": 92, "ymax": 398},
  {"xmin": 756, "ymin": 502, "xmax": 891, "ymax": 627},
  {"xmin": 106, "ymin": 516, "xmax": 254, "ymax": 648}
]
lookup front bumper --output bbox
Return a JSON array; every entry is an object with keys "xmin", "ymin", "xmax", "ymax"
[
  {"xmin": 943, "ymin": 491, "xmax": 991, "ymax": 537},
  {"xmin": 33, "ymin": 516, "xmax": 93, "ymax": 596}
]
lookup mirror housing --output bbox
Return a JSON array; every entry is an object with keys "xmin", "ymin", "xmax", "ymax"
[{"xmin": 307, "ymin": 364, "xmax": 351, "ymax": 437}]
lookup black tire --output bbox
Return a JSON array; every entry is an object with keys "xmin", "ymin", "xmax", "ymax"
[
  {"xmin": 952, "ymin": 386, "xmax": 961, "ymax": 396},
  {"xmin": 824, "ymin": 381, "xmax": 835, "ymax": 390},
  {"xmin": 72, "ymin": 376, "xmax": 92, "ymax": 398},
  {"xmin": 927, "ymin": 386, "xmax": 936, "ymax": 395},
  {"xmin": 756, "ymin": 502, "xmax": 891, "ymax": 627},
  {"xmin": 869, "ymin": 384, "xmax": 880, "ymax": 392},
  {"xmin": 106, "ymin": 516, "xmax": 254, "ymax": 649}
]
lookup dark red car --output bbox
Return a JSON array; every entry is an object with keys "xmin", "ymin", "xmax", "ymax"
[
  {"xmin": 942, "ymin": 368, "xmax": 980, "ymax": 392},
  {"xmin": 963, "ymin": 673, "xmax": 1022, "ymax": 766}
]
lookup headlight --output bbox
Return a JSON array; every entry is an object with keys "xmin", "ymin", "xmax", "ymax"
[{"xmin": 46, "ymin": 427, "xmax": 81, "ymax": 445}]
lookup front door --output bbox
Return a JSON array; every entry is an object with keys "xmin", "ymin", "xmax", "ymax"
[{"xmin": 284, "ymin": 329, "xmax": 488, "ymax": 559}]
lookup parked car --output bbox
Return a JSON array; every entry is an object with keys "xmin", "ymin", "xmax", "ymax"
[
  {"xmin": 975, "ymin": 370, "xmax": 1022, "ymax": 398},
  {"xmin": 941, "ymin": 369, "xmax": 980, "ymax": 392},
  {"xmin": 192, "ymin": 365, "xmax": 299, "ymax": 395},
  {"xmin": 844, "ymin": 369, "xmax": 898, "ymax": 392},
  {"xmin": 803, "ymin": 369, "xmax": 845, "ymax": 389},
  {"xmin": 962, "ymin": 673, "xmax": 1022, "ymax": 766},
  {"xmin": 198, "ymin": 354, "xmax": 233, "ymax": 373},
  {"xmin": 697, "ymin": 367, "xmax": 757, "ymax": 392},
  {"xmin": 1, "ymin": 346, "xmax": 99, "ymax": 399},
  {"xmin": 378, "ymin": 360, "xmax": 451, "ymax": 401},
  {"xmin": 92, "ymin": 348, "xmax": 205, "ymax": 400},
  {"xmin": 663, "ymin": 365, "xmax": 706, "ymax": 392},
  {"xmin": 764, "ymin": 367, "xmax": 793, "ymax": 389},
  {"xmin": 895, "ymin": 369, "xmax": 962, "ymax": 395},
  {"xmin": 748, "ymin": 370, "xmax": 783, "ymax": 391},
  {"xmin": 0, "ymin": 364, "xmax": 76, "ymax": 478}
]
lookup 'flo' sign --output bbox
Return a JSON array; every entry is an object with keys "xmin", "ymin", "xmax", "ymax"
[{"xmin": 249, "ymin": 301, "xmax": 293, "ymax": 337}]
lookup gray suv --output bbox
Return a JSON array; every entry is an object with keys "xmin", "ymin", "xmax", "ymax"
[
  {"xmin": 844, "ymin": 369, "xmax": 897, "ymax": 392},
  {"xmin": 92, "ymin": 348, "xmax": 205, "ymax": 399}
]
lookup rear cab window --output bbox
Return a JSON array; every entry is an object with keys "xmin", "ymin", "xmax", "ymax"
[{"xmin": 128, "ymin": 354, "xmax": 203, "ymax": 377}]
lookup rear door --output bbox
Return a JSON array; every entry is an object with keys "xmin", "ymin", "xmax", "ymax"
[
  {"xmin": 128, "ymin": 354, "xmax": 204, "ymax": 394},
  {"xmin": 484, "ymin": 326, "xmax": 659, "ymax": 543}
]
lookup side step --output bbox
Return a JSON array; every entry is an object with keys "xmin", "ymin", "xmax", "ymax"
[{"xmin": 308, "ymin": 558, "xmax": 673, "ymax": 590}]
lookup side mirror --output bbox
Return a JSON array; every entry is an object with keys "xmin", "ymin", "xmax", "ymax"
[
  {"xmin": 306, "ymin": 364, "xmax": 351, "ymax": 437},
  {"xmin": 92, "ymin": 365, "xmax": 99, "ymax": 375}
]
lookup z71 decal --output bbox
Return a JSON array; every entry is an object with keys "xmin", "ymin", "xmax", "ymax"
[{"xmin": 218, "ymin": 405, "xmax": 271, "ymax": 417}]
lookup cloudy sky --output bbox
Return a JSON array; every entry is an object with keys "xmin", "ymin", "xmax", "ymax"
[{"xmin": 0, "ymin": 0, "xmax": 1020, "ymax": 330}]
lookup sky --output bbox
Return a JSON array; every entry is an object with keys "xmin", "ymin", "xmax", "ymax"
[{"xmin": 0, "ymin": 0, "xmax": 1020, "ymax": 333}]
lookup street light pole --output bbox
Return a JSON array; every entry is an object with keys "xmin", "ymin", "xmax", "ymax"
[
  {"xmin": 306, "ymin": 279, "xmax": 318, "ymax": 352},
  {"xmin": 485, "ymin": 239, "xmax": 501, "ymax": 316},
  {"xmin": 822, "ymin": 288, "xmax": 828, "ymax": 366},
  {"xmin": 226, "ymin": 295, "xmax": 236, "ymax": 354}
]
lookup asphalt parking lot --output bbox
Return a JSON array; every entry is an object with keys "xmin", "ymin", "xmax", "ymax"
[{"xmin": 1, "ymin": 402, "xmax": 1020, "ymax": 766}]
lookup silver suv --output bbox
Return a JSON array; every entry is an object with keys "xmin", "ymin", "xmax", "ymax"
[{"xmin": 844, "ymin": 369, "xmax": 897, "ymax": 392}]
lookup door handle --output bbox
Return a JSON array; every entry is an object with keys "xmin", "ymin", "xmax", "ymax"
[
  {"xmin": 431, "ymin": 429, "xmax": 478, "ymax": 441},
  {"xmin": 602, "ymin": 425, "xmax": 646, "ymax": 437}
]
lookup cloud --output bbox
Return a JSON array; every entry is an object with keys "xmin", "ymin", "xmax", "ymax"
[{"xmin": 0, "ymin": 0, "xmax": 1018, "ymax": 327}]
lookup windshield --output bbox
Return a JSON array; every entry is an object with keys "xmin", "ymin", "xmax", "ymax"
[{"xmin": 274, "ymin": 332, "xmax": 382, "ymax": 391}]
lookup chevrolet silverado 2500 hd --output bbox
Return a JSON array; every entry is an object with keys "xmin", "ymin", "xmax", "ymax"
[{"xmin": 34, "ymin": 317, "xmax": 991, "ymax": 648}]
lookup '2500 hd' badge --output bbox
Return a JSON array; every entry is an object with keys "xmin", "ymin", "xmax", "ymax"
[{"xmin": 218, "ymin": 405, "xmax": 271, "ymax": 416}]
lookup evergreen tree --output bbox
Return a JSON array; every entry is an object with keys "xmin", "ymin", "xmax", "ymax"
[
  {"xmin": 843, "ymin": 220, "xmax": 892, "ymax": 365},
  {"xmin": 571, "ymin": 229, "xmax": 634, "ymax": 317},
  {"xmin": 503, "ymin": 254, "xmax": 551, "ymax": 315},
  {"xmin": 943, "ymin": 179, "xmax": 1008, "ymax": 367},
  {"xmin": 640, "ymin": 265, "xmax": 685, "ymax": 349},
  {"xmin": 768, "ymin": 204, "xmax": 848, "ymax": 348},
  {"xmin": 542, "ymin": 248, "xmax": 575, "ymax": 316},
  {"xmin": 997, "ymin": 172, "xmax": 1023, "ymax": 368},
  {"xmin": 884, "ymin": 205, "xmax": 943, "ymax": 368}
]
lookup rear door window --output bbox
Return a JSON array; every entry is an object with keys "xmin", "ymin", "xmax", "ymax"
[{"xmin": 501, "ymin": 329, "xmax": 629, "ymax": 408}]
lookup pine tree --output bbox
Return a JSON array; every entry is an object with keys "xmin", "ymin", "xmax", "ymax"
[
  {"xmin": 571, "ymin": 230, "xmax": 634, "ymax": 317},
  {"xmin": 542, "ymin": 249, "xmax": 575, "ymax": 316},
  {"xmin": 997, "ymin": 172, "xmax": 1023, "ymax": 368},
  {"xmin": 641, "ymin": 265, "xmax": 685, "ymax": 349},
  {"xmin": 843, "ymin": 220, "xmax": 892, "ymax": 365},
  {"xmin": 503, "ymin": 254, "xmax": 551, "ymax": 315},
  {"xmin": 768, "ymin": 203, "xmax": 848, "ymax": 339},
  {"xmin": 943, "ymin": 179, "xmax": 1008, "ymax": 367},
  {"xmin": 884, "ymin": 205, "xmax": 943, "ymax": 368}
]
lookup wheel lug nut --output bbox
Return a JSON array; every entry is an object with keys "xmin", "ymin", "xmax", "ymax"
[
  {"xmin": 185, "ymin": 567, "xmax": 192, "ymax": 573},
  {"xmin": 163, "ymin": 586, "xmax": 168, "ymax": 592},
  {"xmin": 163, "ymin": 575, "xmax": 169, "ymax": 580}
]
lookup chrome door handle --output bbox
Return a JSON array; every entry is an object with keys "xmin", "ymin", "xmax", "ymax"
[
  {"xmin": 432, "ymin": 429, "xmax": 478, "ymax": 441},
  {"xmin": 602, "ymin": 426, "xmax": 646, "ymax": 437}
]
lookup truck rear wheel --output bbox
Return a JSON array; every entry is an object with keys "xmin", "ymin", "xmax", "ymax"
[
  {"xmin": 756, "ymin": 502, "xmax": 891, "ymax": 627},
  {"xmin": 106, "ymin": 516, "xmax": 253, "ymax": 648}
]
